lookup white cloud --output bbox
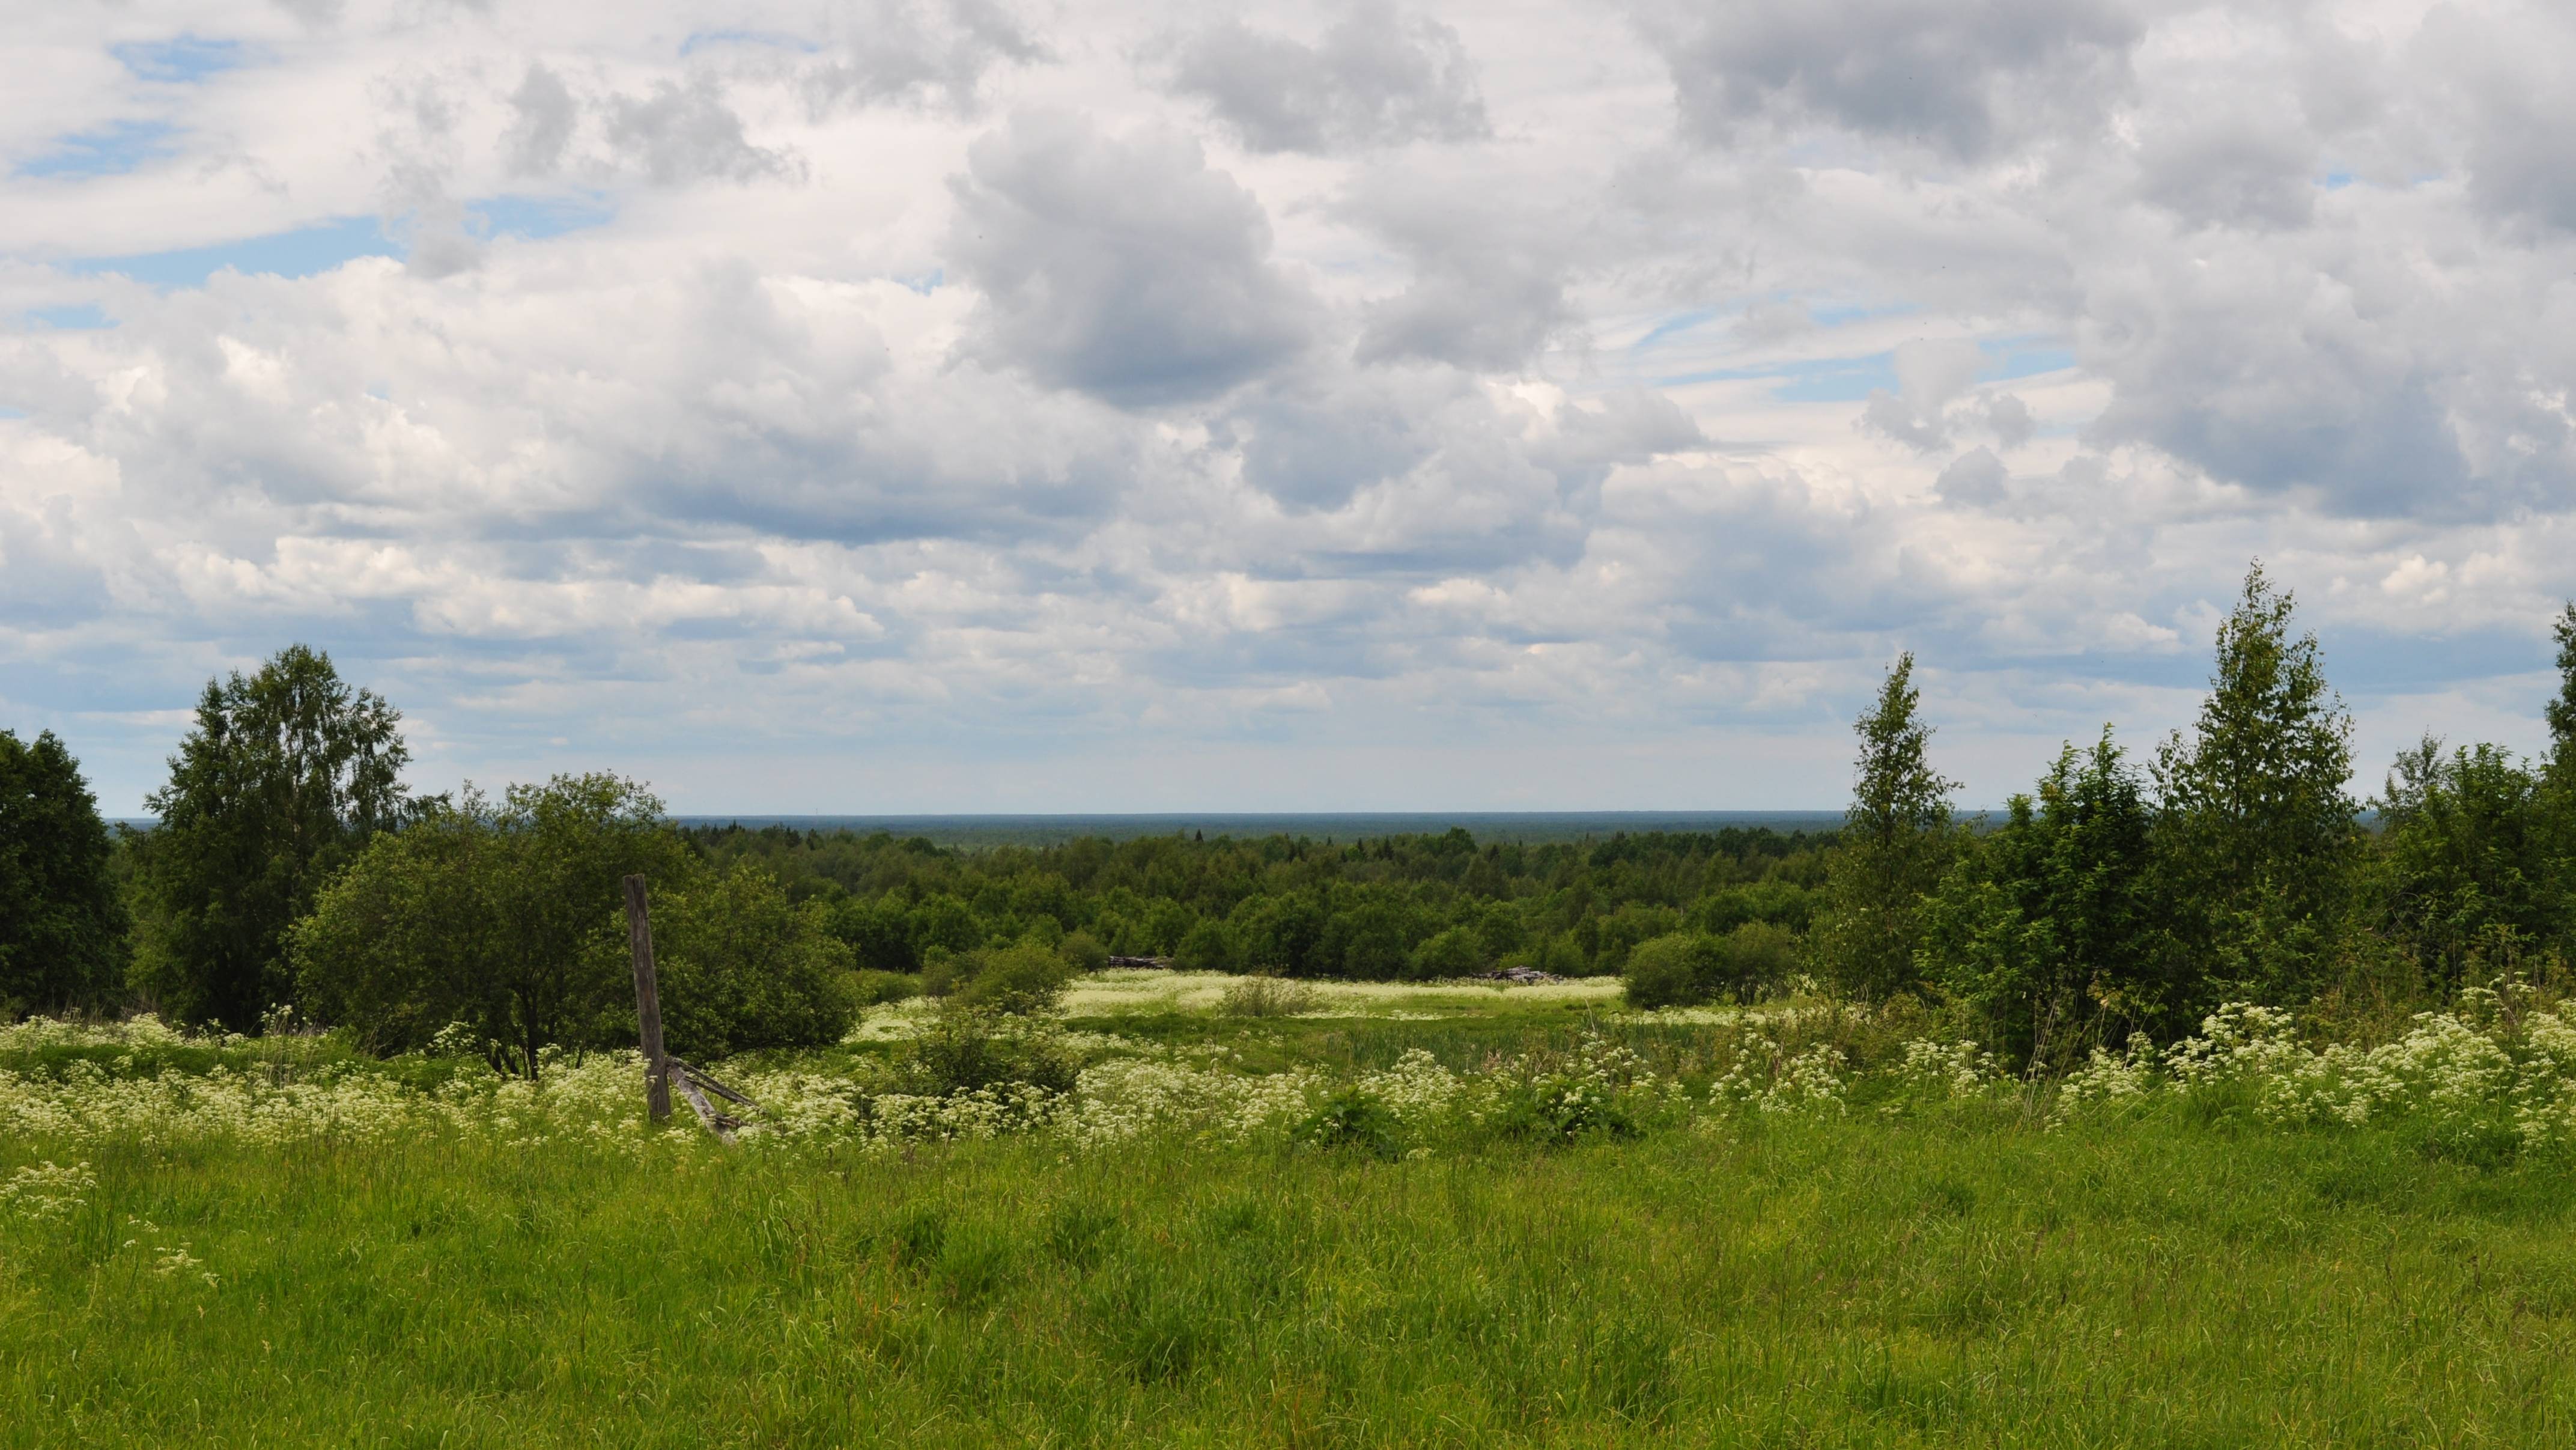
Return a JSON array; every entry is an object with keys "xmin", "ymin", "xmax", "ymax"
[{"xmin": 2, "ymin": 0, "xmax": 2575, "ymax": 812}]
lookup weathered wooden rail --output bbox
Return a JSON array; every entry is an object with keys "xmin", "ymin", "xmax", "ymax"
[{"xmin": 624, "ymin": 873, "xmax": 760, "ymax": 1144}]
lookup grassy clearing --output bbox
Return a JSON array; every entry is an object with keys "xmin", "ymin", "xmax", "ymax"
[{"xmin": 8, "ymin": 982, "xmax": 2576, "ymax": 1445}]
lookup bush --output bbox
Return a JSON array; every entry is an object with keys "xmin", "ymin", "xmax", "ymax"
[
  {"xmin": 635, "ymin": 862, "xmax": 859, "ymax": 1059},
  {"xmin": 1173, "ymin": 919, "xmax": 1233, "ymax": 971},
  {"xmin": 1220, "ymin": 976, "xmax": 1317, "ymax": 1017},
  {"xmin": 854, "ymin": 970, "xmax": 921, "ymax": 1007},
  {"xmin": 1623, "ymin": 933, "xmax": 1719, "ymax": 1010},
  {"xmin": 1712, "ymin": 922, "xmax": 1800, "ymax": 1003},
  {"xmin": 1409, "ymin": 926, "xmax": 1484, "ymax": 980},
  {"xmin": 896, "ymin": 1007, "xmax": 1078, "ymax": 1097},
  {"xmin": 1293, "ymin": 1089, "xmax": 1402, "ymax": 1159},
  {"xmin": 947, "ymin": 941, "xmax": 1075, "ymax": 1016},
  {"xmin": 1059, "ymin": 930, "xmax": 1109, "ymax": 974}
]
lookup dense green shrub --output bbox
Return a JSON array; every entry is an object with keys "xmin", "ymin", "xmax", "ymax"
[
  {"xmin": 1712, "ymin": 921, "xmax": 1799, "ymax": 1001},
  {"xmin": 0, "ymin": 730, "xmax": 129, "ymax": 1015},
  {"xmin": 292, "ymin": 774, "xmax": 691, "ymax": 1073},
  {"xmin": 945, "ymin": 941, "xmax": 1075, "ymax": 1016},
  {"xmin": 1173, "ymin": 919, "xmax": 1234, "ymax": 970},
  {"xmin": 1059, "ymin": 930, "xmax": 1109, "ymax": 974},
  {"xmin": 1623, "ymin": 933, "xmax": 1721, "ymax": 1010},
  {"xmin": 896, "ymin": 1008, "xmax": 1078, "ymax": 1097},
  {"xmin": 1624, "ymin": 925, "xmax": 1799, "ymax": 1010},
  {"xmin": 1408, "ymin": 925, "xmax": 1483, "ymax": 979},
  {"xmin": 627, "ymin": 862, "xmax": 858, "ymax": 1059}
]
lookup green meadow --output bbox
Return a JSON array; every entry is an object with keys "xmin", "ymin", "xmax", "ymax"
[{"xmin": 8, "ymin": 981, "xmax": 2576, "ymax": 1449}]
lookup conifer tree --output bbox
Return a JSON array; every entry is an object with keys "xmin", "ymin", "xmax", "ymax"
[{"xmin": 1814, "ymin": 653, "xmax": 1957, "ymax": 1001}]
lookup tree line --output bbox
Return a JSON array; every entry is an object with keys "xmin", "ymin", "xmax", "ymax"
[{"xmin": 4, "ymin": 561, "xmax": 2574, "ymax": 1071}]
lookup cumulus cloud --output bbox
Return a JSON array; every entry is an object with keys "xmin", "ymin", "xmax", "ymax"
[
  {"xmin": 605, "ymin": 76, "xmax": 800, "ymax": 185},
  {"xmin": 7, "ymin": 0, "xmax": 2576, "ymax": 812},
  {"xmin": 1631, "ymin": 0, "xmax": 2144, "ymax": 159},
  {"xmin": 503, "ymin": 62, "xmax": 576, "ymax": 177},
  {"xmin": 800, "ymin": 0, "xmax": 1046, "ymax": 114},
  {"xmin": 1165, "ymin": 3, "xmax": 1489, "ymax": 154},
  {"xmin": 948, "ymin": 112, "xmax": 1317, "ymax": 406}
]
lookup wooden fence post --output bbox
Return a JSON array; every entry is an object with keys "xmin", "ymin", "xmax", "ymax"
[{"xmin": 625, "ymin": 873, "xmax": 672, "ymax": 1122}]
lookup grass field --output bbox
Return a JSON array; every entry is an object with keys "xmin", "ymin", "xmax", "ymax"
[{"xmin": 7, "ymin": 981, "xmax": 2576, "ymax": 1446}]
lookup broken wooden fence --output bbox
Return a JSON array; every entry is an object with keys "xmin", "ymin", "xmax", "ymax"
[{"xmin": 623, "ymin": 873, "xmax": 761, "ymax": 1144}]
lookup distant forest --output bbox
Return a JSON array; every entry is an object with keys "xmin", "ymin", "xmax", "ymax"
[
  {"xmin": 682, "ymin": 821, "xmax": 1830, "ymax": 982},
  {"xmin": 9, "ymin": 559, "xmax": 2576, "ymax": 1072}
]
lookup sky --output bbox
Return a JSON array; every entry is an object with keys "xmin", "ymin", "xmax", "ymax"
[{"xmin": 4, "ymin": 0, "xmax": 2575, "ymax": 815}]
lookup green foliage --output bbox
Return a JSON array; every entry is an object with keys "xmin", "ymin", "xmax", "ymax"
[
  {"xmin": 895, "ymin": 1008, "xmax": 1079, "ymax": 1097},
  {"xmin": 626, "ymin": 862, "xmax": 858, "ymax": 1059},
  {"xmin": 943, "ymin": 940, "xmax": 1075, "ymax": 1016},
  {"xmin": 1623, "ymin": 924, "xmax": 1798, "ymax": 1010},
  {"xmin": 0, "ymin": 731, "xmax": 128, "ymax": 1015},
  {"xmin": 1293, "ymin": 1088, "xmax": 1402, "ymax": 1159},
  {"xmin": 1057, "ymin": 929, "xmax": 1108, "ymax": 975},
  {"xmin": 2154, "ymin": 562, "xmax": 2358, "ymax": 1001},
  {"xmin": 1919, "ymin": 731, "xmax": 2172, "ymax": 1066},
  {"xmin": 1408, "ymin": 924, "xmax": 1483, "ymax": 979},
  {"xmin": 131, "ymin": 645, "xmax": 409, "ymax": 1029},
  {"xmin": 291, "ymin": 774, "xmax": 691, "ymax": 1072},
  {"xmin": 1812, "ymin": 653, "xmax": 1958, "ymax": 1001},
  {"xmin": 2371, "ymin": 738, "xmax": 2558, "ymax": 992},
  {"xmin": 1621, "ymin": 932, "xmax": 1719, "ymax": 1010},
  {"xmin": 682, "ymin": 819, "xmax": 1833, "ymax": 982}
]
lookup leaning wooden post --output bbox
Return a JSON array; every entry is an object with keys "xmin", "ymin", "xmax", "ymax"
[{"xmin": 624, "ymin": 873, "xmax": 672, "ymax": 1122}]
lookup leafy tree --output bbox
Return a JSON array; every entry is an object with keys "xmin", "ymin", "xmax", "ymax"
[
  {"xmin": 1919, "ymin": 731, "xmax": 2169, "ymax": 1065},
  {"xmin": 132, "ymin": 645, "xmax": 408, "ymax": 1029},
  {"xmin": 293, "ymin": 774, "xmax": 692, "ymax": 1074},
  {"xmin": 1408, "ymin": 925, "xmax": 1484, "ymax": 979},
  {"xmin": 0, "ymin": 730, "xmax": 129, "ymax": 1014},
  {"xmin": 2544, "ymin": 602, "xmax": 2576, "ymax": 790},
  {"xmin": 2153, "ymin": 564, "xmax": 2357, "ymax": 1001},
  {"xmin": 2370, "ymin": 737, "xmax": 2553, "ymax": 993},
  {"xmin": 641, "ymin": 862, "xmax": 858, "ymax": 1058},
  {"xmin": 1813, "ymin": 653, "xmax": 1958, "ymax": 1001}
]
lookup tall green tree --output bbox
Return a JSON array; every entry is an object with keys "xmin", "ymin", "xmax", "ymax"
[
  {"xmin": 2544, "ymin": 603, "xmax": 2576, "ymax": 790},
  {"xmin": 1919, "ymin": 730, "xmax": 2170, "ymax": 1065},
  {"xmin": 1814, "ymin": 653, "xmax": 1958, "ymax": 1001},
  {"xmin": 0, "ymin": 730, "xmax": 129, "ymax": 1014},
  {"xmin": 132, "ymin": 645, "xmax": 408, "ymax": 1029},
  {"xmin": 2370, "ymin": 737, "xmax": 2552, "ymax": 992},
  {"xmin": 2152, "ymin": 563, "xmax": 2357, "ymax": 1002},
  {"xmin": 291, "ymin": 773, "xmax": 860, "ymax": 1073}
]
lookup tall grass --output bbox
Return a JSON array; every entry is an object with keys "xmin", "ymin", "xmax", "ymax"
[
  {"xmin": 10, "ymin": 990, "xmax": 2576, "ymax": 1444},
  {"xmin": 5, "ymin": 1116, "xmax": 2574, "ymax": 1446}
]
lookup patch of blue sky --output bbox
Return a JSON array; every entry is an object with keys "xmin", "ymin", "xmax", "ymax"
[
  {"xmin": 2322, "ymin": 171, "xmax": 2355, "ymax": 190},
  {"xmin": 65, "ymin": 198, "xmax": 610, "ymax": 290},
  {"xmin": 1655, "ymin": 355, "xmax": 1901, "ymax": 401},
  {"xmin": 467, "ymin": 192, "xmax": 615, "ymax": 241},
  {"xmin": 111, "ymin": 35, "xmax": 246, "ymax": 84},
  {"xmin": 1982, "ymin": 340, "xmax": 2076, "ymax": 380},
  {"xmin": 679, "ymin": 28, "xmax": 819, "ymax": 55},
  {"xmin": 1660, "ymin": 339, "xmax": 2075, "ymax": 402},
  {"xmin": 0, "ymin": 406, "xmax": 25, "ymax": 419},
  {"xmin": 26, "ymin": 303, "xmax": 113, "ymax": 329},
  {"xmin": 1630, "ymin": 308, "xmax": 1720, "ymax": 350},
  {"xmin": 65, "ymin": 216, "xmax": 394, "ymax": 288},
  {"xmin": 14, "ymin": 120, "xmax": 180, "ymax": 179}
]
